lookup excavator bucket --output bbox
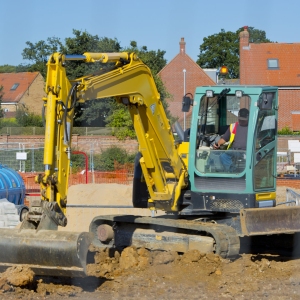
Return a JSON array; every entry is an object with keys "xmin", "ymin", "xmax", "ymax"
[{"xmin": 0, "ymin": 228, "xmax": 93, "ymax": 277}]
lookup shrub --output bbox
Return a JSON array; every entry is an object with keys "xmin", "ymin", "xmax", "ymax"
[
  {"xmin": 94, "ymin": 146, "xmax": 136, "ymax": 171},
  {"xmin": 278, "ymin": 126, "xmax": 300, "ymax": 135}
]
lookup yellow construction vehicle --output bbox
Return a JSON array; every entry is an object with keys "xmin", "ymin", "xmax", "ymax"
[{"xmin": 0, "ymin": 52, "xmax": 299, "ymax": 277}]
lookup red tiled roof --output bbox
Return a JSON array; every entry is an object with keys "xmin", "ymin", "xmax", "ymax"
[
  {"xmin": 0, "ymin": 72, "xmax": 39, "ymax": 103},
  {"xmin": 240, "ymin": 28, "xmax": 300, "ymax": 86}
]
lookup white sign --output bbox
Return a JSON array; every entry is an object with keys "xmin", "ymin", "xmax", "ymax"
[
  {"xmin": 294, "ymin": 153, "xmax": 300, "ymax": 163},
  {"xmin": 288, "ymin": 140, "xmax": 300, "ymax": 152},
  {"xmin": 16, "ymin": 152, "xmax": 27, "ymax": 160}
]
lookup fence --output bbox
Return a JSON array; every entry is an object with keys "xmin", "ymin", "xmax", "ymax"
[
  {"xmin": 0, "ymin": 136, "xmax": 300, "ymax": 192},
  {"xmin": 0, "ymin": 142, "xmax": 44, "ymax": 172},
  {"xmin": 0, "ymin": 127, "xmax": 113, "ymax": 136},
  {"xmin": 20, "ymin": 169, "xmax": 134, "ymax": 195}
]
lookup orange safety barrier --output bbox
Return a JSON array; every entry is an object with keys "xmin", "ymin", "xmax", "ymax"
[
  {"xmin": 69, "ymin": 169, "xmax": 133, "ymax": 185},
  {"xmin": 19, "ymin": 169, "xmax": 133, "ymax": 195}
]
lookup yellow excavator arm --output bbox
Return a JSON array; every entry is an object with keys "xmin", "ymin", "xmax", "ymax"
[{"xmin": 37, "ymin": 52, "xmax": 188, "ymax": 219}]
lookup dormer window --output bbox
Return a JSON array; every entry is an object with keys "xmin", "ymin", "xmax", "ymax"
[
  {"xmin": 267, "ymin": 59, "xmax": 279, "ymax": 69},
  {"xmin": 10, "ymin": 83, "xmax": 19, "ymax": 90}
]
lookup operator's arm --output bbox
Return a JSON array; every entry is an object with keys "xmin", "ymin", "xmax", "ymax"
[
  {"xmin": 213, "ymin": 137, "xmax": 226, "ymax": 149},
  {"xmin": 213, "ymin": 128, "xmax": 230, "ymax": 149}
]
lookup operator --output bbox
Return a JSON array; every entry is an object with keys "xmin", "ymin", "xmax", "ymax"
[{"xmin": 213, "ymin": 108, "xmax": 249, "ymax": 171}]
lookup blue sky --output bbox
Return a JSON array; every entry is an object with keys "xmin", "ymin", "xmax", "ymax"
[{"xmin": 0, "ymin": 0, "xmax": 299, "ymax": 66}]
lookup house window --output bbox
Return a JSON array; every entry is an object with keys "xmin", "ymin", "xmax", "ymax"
[
  {"xmin": 10, "ymin": 83, "xmax": 19, "ymax": 90},
  {"xmin": 267, "ymin": 59, "xmax": 279, "ymax": 69}
]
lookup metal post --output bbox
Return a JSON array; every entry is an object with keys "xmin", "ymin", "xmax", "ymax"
[
  {"xmin": 90, "ymin": 143, "xmax": 95, "ymax": 183},
  {"xmin": 19, "ymin": 143, "xmax": 21, "ymax": 172},
  {"xmin": 32, "ymin": 145, "xmax": 35, "ymax": 172},
  {"xmin": 183, "ymin": 69, "xmax": 186, "ymax": 131},
  {"xmin": 22, "ymin": 144, "xmax": 25, "ymax": 172}
]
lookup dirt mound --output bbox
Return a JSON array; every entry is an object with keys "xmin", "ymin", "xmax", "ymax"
[
  {"xmin": 1, "ymin": 185, "xmax": 300, "ymax": 298},
  {"xmin": 67, "ymin": 183, "xmax": 133, "ymax": 206},
  {"xmin": 0, "ymin": 265, "xmax": 34, "ymax": 295},
  {"xmin": 62, "ymin": 184, "xmax": 164, "ymax": 232},
  {"xmin": 0, "ymin": 245, "xmax": 300, "ymax": 299}
]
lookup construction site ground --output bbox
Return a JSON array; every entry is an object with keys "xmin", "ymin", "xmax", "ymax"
[{"xmin": 1, "ymin": 184, "xmax": 300, "ymax": 299}]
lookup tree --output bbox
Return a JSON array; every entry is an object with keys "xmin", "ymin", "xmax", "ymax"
[
  {"xmin": 76, "ymin": 39, "xmax": 172, "ymax": 137},
  {"xmin": 74, "ymin": 98, "xmax": 112, "ymax": 127},
  {"xmin": 64, "ymin": 30, "xmax": 121, "ymax": 79},
  {"xmin": 63, "ymin": 30, "xmax": 122, "ymax": 126},
  {"xmin": 0, "ymin": 65, "xmax": 16, "ymax": 73},
  {"xmin": 103, "ymin": 41, "xmax": 172, "ymax": 139},
  {"xmin": 241, "ymin": 27, "xmax": 272, "ymax": 44},
  {"xmin": 197, "ymin": 27, "xmax": 272, "ymax": 78},
  {"xmin": 22, "ymin": 37, "xmax": 64, "ymax": 78},
  {"xmin": 20, "ymin": 31, "xmax": 172, "ymax": 138}
]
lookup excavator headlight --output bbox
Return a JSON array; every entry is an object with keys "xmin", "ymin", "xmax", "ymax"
[
  {"xmin": 206, "ymin": 90, "xmax": 214, "ymax": 98},
  {"xmin": 235, "ymin": 90, "xmax": 244, "ymax": 98}
]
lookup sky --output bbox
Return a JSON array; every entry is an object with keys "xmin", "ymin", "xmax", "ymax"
[{"xmin": 0, "ymin": 0, "xmax": 300, "ymax": 66}]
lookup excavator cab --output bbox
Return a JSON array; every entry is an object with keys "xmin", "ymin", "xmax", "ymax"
[{"xmin": 181, "ymin": 86, "xmax": 278, "ymax": 215}]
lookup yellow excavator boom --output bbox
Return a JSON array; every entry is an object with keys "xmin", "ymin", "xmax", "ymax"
[{"xmin": 38, "ymin": 52, "xmax": 188, "ymax": 218}]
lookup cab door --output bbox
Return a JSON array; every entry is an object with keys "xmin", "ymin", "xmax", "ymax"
[{"xmin": 253, "ymin": 91, "xmax": 277, "ymax": 190}]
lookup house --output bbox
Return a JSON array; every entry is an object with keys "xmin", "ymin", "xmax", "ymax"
[
  {"xmin": 239, "ymin": 26, "xmax": 300, "ymax": 131},
  {"xmin": 158, "ymin": 38, "xmax": 216, "ymax": 130},
  {"xmin": 0, "ymin": 72, "xmax": 45, "ymax": 117}
]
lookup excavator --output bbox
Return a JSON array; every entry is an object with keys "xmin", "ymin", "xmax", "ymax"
[{"xmin": 0, "ymin": 52, "xmax": 299, "ymax": 277}]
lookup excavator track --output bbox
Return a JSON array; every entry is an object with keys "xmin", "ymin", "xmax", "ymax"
[{"xmin": 89, "ymin": 215, "xmax": 240, "ymax": 259}]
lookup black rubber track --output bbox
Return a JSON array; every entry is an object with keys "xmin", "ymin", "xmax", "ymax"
[{"xmin": 90, "ymin": 215, "xmax": 240, "ymax": 259}]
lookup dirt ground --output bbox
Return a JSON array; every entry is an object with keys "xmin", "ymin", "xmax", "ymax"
[{"xmin": 1, "ymin": 185, "xmax": 300, "ymax": 299}]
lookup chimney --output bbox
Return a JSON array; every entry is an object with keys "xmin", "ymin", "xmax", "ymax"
[
  {"xmin": 180, "ymin": 37, "xmax": 186, "ymax": 54},
  {"xmin": 239, "ymin": 26, "xmax": 250, "ymax": 85},
  {"xmin": 239, "ymin": 26, "xmax": 249, "ymax": 48}
]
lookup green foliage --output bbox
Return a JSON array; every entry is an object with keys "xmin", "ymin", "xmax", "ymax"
[
  {"xmin": 70, "ymin": 152, "xmax": 87, "ymax": 173},
  {"xmin": 103, "ymin": 41, "xmax": 174, "ymax": 136},
  {"xmin": 124, "ymin": 41, "xmax": 167, "ymax": 76},
  {"xmin": 238, "ymin": 27, "xmax": 272, "ymax": 43},
  {"xmin": 17, "ymin": 30, "xmax": 172, "ymax": 136},
  {"xmin": 0, "ymin": 65, "xmax": 16, "ymax": 73},
  {"xmin": 22, "ymin": 37, "xmax": 64, "ymax": 78},
  {"xmin": 0, "ymin": 64, "xmax": 34, "ymax": 73},
  {"xmin": 15, "ymin": 107, "xmax": 43, "ymax": 127},
  {"xmin": 64, "ymin": 30, "xmax": 121, "ymax": 79},
  {"xmin": 105, "ymin": 104, "xmax": 136, "ymax": 140},
  {"xmin": 24, "ymin": 148, "xmax": 44, "ymax": 172},
  {"xmin": 277, "ymin": 126, "xmax": 300, "ymax": 135},
  {"xmin": 0, "ymin": 118, "xmax": 18, "ymax": 129},
  {"xmin": 74, "ymin": 98, "xmax": 112, "ymax": 127},
  {"xmin": 197, "ymin": 27, "xmax": 272, "ymax": 78},
  {"xmin": 64, "ymin": 30, "xmax": 122, "ymax": 126},
  {"xmin": 74, "ymin": 38, "xmax": 172, "ymax": 135},
  {"xmin": 94, "ymin": 146, "xmax": 134, "ymax": 171}
]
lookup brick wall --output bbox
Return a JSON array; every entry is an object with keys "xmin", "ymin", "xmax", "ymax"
[
  {"xmin": 279, "ymin": 89, "xmax": 300, "ymax": 130},
  {"xmin": 0, "ymin": 134, "xmax": 297, "ymax": 154},
  {"xmin": 0, "ymin": 134, "xmax": 138, "ymax": 154},
  {"xmin": 277, "ymin": 178, "xmax": 300, "ymax": 189},
  {"xmin": 20, "ymin": 73, "xmax": 46, "ymax": 115}
]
